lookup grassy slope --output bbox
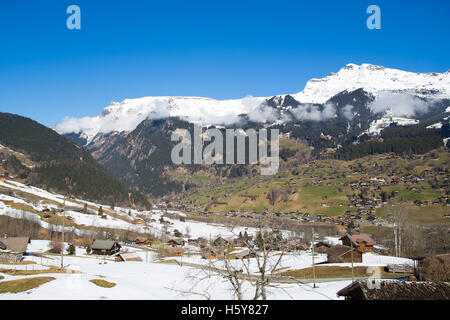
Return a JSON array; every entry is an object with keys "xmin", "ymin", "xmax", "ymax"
[{"xmin": 176, "ymin": 148, "xmax": 449, "ymax": 225}]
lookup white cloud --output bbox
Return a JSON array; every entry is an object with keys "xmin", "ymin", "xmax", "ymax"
[
  {"xmin": 290, "ymin": 103, "xmax": 337, "ymax": 121},
  {"xmin": 341, "ymin": 104, "xmax": 355, "ymax": 120},
  {"xmin": 369, "ymin": 92, "xmax": 429, "ymax": 117}
]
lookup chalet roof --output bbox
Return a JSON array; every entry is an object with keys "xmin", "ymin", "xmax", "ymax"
[
  {"xmin": 340, "ymin": 234, "xmax": 376, "ymax": 246},
  {"xmin": 91, "ymin": 240, "xmax": 119, "ymax": 250},
  {"xmin": 168, "ymin": 238, "xmax": 184, "ymax": 245},
  {"xmin": 118, "ymin": 252, "xmax": 142, "ymax": 262},
  {"xmin": 337, "ymin": 280, "xmax": 450, "ymax": 300},
  {"xmin": 1, "ymin": 237, "xmax": 30, "ymax": 252},
  {"xmin": 0, "ymin": 241, "xmax": 6, "ymax": 250},
  {"xmin": 326, "ymin": 245, "xmax": 356, "ymax": 257}
]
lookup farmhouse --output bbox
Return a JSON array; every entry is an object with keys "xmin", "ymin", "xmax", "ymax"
[
  {"xmin": 337, "ymin": 280, "xmax": 450, "ymax": 300},
  {"xmin": 91, "ymin": 240, "xmax": 121, "ymax": 256},
  {"xmin": 339, "ymin": 234, "xmax": 375, "ymax": 252},
  {"xmin": 326, "ymin": 244, "xmax": 362, "ymax": 263}
]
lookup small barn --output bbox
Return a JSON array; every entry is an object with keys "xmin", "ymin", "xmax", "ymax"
[
  {"xmin": 337, "ymin": 280, "xmax": 450, "ymax": 300},
  {"xmin": 326, "ymin": 245, "xmax": 362, "ymax": 263},
  {"xmin": 91, "ymin": 240, "xmax": 121, "ymax": 256}
]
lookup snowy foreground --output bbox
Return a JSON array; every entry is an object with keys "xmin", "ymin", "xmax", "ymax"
[
  {"xmin": 0, "ymin": 179, "xmax": 415, "ymax": 300},
  {"xmin": 0, "ymin": 240, "xmax": 414, "ymax": 300}
]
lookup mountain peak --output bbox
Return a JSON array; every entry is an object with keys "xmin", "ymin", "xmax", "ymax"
[{"xmin": 291, "ymin": 63, "xmax": 450, "ymax": 104}]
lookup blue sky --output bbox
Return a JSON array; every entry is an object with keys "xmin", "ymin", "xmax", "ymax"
[{"xmin": 0, "ymin": 0, "xmax": 449, "ymax": 126}]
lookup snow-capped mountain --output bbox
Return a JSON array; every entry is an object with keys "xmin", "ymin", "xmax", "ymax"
[
  {"xmin": 55, "ymin": 63, "xmax": 450, "ymax": 143},
  {"xmin": 290, "ymin": 63, "xmax": 450, "ymax": 104}
]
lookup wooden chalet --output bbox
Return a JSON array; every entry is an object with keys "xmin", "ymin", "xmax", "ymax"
[
  {"xmin": 91, "ymin": 240, "xmax": 121, "ymax": 256},
  {"xmin": 337, "ymin": 280, "xmax": 450, "ymax": 300},
  {"xmin": 340, "ymin": 233, "xmax": 375, "ymax": 253}
]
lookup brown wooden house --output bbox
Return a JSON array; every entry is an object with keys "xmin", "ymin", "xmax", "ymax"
[
  {"xmin": 91, "ymin": 240, "xmax": 121, "ymax": 256},
  {"xmin": 340, "ymin": 234, "xmax": 375, "ymax": 253}
]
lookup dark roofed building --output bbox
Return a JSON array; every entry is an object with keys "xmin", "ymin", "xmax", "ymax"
[
  {"xmin": 326, "ymin": 244, "xmax": 362, "ymax": 263},
  {"xmin": 91, "ymin": 240, "xmax": 121, "ymax": 256},
  {"xmin": 337, "ymin": 280, "xmax": 450, "ymax": 300}
]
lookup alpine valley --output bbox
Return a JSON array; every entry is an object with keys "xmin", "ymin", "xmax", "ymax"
[
  {"xmin": 51, "ymin": 63, "xmax": 449, "ymax": 200},
  {"xmin": 1, "ymin": 63, "xmax": 449, "ymax": 217}
]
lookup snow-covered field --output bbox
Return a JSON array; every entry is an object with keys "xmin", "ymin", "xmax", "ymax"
[
  {"xmin": 0, "ymin": 240, "xmax": 354, "ymax": 300},
  {"xmin": 0, "ymin": 239, "xmax": 415, "ymax": 300},
  {"xmin": 0, "ymin": 180, "xmax": 416, "ymax": 300}
]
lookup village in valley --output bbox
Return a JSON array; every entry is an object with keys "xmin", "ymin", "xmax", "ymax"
[{"xmin": 0, "ymin": 172, "xmax": 448, "ymax": 300}]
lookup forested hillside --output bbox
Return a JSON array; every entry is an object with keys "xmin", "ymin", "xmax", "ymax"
[{"xmin": 0, "ymin": 112, "xmax": 150, "ymax": 208}]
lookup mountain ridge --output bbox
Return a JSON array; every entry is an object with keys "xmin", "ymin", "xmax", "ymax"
[{"xmin": 55, "ymin": 63, "xmax": 450, "ymax": 142}]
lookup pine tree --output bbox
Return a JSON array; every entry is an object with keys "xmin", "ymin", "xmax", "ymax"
[
  {"xmin": 67, "ymin": 244, "xmax": 76, "ymax": 255},
  {"xmin": 86, "ymin": 244, "xmax": 91, "ymax": 255},
  {"xmin": 98, "ymin": 206, "xmax": 103, "ymax": 216}
]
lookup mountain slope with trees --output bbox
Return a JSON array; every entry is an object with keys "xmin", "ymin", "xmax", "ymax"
[{"xmin": 0, "ymin": 112, "xmax": 150, "ymax": 209}]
